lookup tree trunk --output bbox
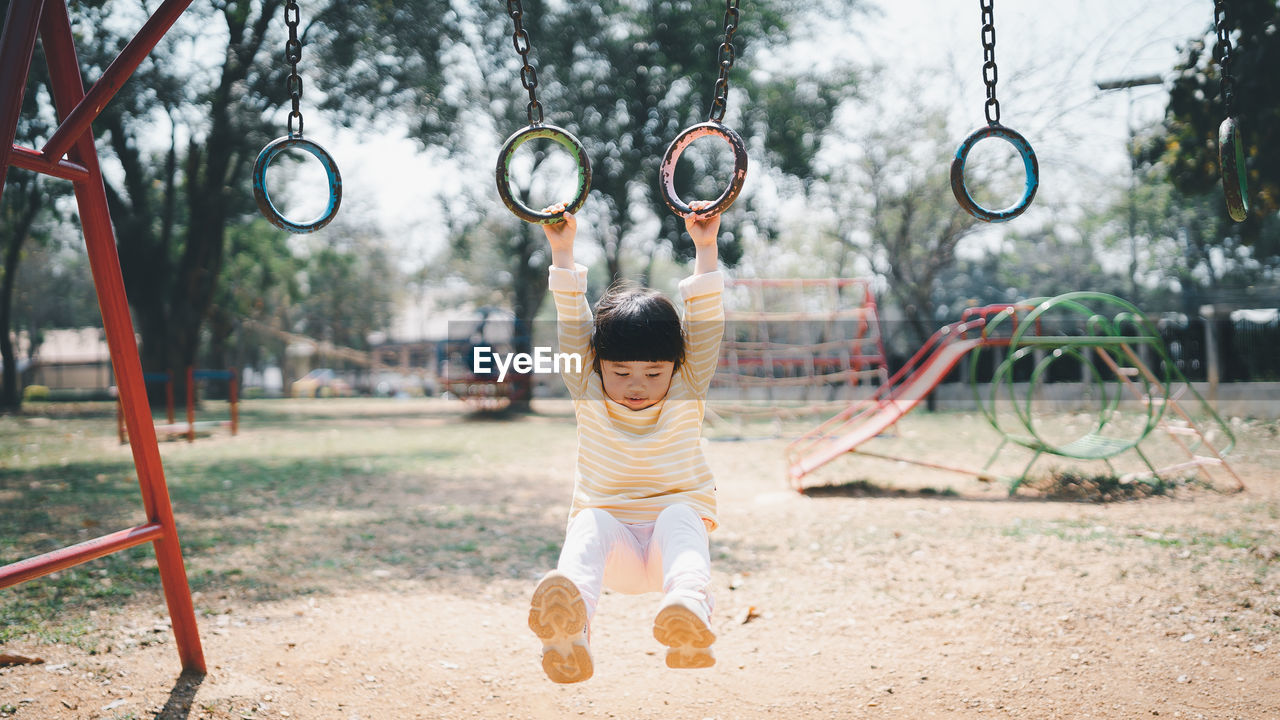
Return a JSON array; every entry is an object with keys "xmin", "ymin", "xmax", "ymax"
[
  {"xmin": 508, "ymin": 221, "xmax": 548, "ymax": 412},
  {"xmin": 0, "ymin": 175, "xmax": 41, "ymax": 411}
]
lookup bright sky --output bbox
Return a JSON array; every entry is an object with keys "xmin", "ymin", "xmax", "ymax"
[{"xmin": 310, "ymin": 0, "xmax": 1216, "ymax": 267}]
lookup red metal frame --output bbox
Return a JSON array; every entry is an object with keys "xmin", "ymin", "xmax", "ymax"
[{"xmin": 0, "ymin": 0, "xmax": 204, "ymax": 673}]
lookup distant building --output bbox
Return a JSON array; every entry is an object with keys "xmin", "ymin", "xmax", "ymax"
[{"xmin": 16, "ymin": 327, "xmax": 114, "ymax": 391}]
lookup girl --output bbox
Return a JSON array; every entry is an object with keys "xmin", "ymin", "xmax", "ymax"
[{"xmin": 529, "ymin": 201, "xmax": 724, "ymax": 684}]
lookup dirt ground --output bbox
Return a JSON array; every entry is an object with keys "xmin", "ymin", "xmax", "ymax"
[{"xmin": 2, "ymin": 399, "xmax": 1279, "ymax": 719}]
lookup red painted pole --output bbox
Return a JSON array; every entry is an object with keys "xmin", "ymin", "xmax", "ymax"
[
  {"xmin": 0, "ymin": 0, "xmax": 45, "ymax": 207},
  {"xmin": 7, "ymin": 143, "xmax": 89, "ymax": 181},
  {"xmin": 0, "ymin": 523, "xmax": 164, "ymax": 589},
  {"xmin": 38, "ymin": 0, "xmax": 205, "ymax": 673}
]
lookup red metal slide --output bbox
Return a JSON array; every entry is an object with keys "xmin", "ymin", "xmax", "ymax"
[{"xmin": 785, "ymin": 315, "xmax": 1002, "ymax": 489}]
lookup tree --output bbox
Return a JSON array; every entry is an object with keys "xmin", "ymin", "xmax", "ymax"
[
  {"xmin": 74, "ymin": 0, "xmax": 288, "ymax": 400},
  {"xmin": 1, "ymin": 170, "xmax": 46, "ymax": 410},
  {"xmin": 1161, "ymin": 0, "xmax": 1280, "ymax": 237},
  {"xmin": 0, "ymin": 44, "xmax": 71, "ymax": 410},
  {"xmin": 820, "ymin": 107, "xmax": 985, "ymax": 351}
]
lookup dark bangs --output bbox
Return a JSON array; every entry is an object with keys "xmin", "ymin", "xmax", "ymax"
[{"xmin": 591, "ymin": 283, "xmax": 686, "ymax": 373}]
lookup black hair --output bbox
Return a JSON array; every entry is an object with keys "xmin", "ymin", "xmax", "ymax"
[{"xmin": 590, "ymin": 280, "xmax": 686, "ymax": 374}]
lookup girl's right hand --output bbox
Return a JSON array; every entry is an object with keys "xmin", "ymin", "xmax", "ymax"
[{"xmin": 540, "ymin": 202, "xmax": 577, "ymax": 252}]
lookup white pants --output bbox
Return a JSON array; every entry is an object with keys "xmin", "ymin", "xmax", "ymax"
[{"xmin": 557, "ymin": 504, "xmax": 713, "ymax": 622}]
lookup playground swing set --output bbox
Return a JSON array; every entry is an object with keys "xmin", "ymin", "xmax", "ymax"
[
  {"xmin": 0, "ymin": 0, "xmax": 1255, "ymax": 678},
  {"xmin": 115, "ymin": 367, "xmax": 240, "ymax": 444}
]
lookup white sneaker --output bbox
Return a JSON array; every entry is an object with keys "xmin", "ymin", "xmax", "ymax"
[
  {"xmin": 528, "ymin": 571, "xmax": 592, "ymax": 683},
  {"xmin": 652, "ymin": 594, "xmax": 715, "ymax": 669}
]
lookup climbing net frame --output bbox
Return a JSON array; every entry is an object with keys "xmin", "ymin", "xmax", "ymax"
[{"xmin": 711, "ymin": 278, "xmax": 889, "ymax": 424}]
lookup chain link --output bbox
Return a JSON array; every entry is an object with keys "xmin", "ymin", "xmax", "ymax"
[
  {"xmin": 979, "ymin": 0, "xmax": 1000, "ymax": 125},
  {"xmin": 1213, "ymin": 0, "xmax": 1236, "ymax": 117},
  {"xmin": 507, "ymin": 0, "xmax": 543, "ymax": 125},
  {"xmin": 708, "ymin": 0, "xmax": 740, "ymax": 122},
  {"xmin": 284, "ymin": 0, "xmax": 303, "ymax": 136}
]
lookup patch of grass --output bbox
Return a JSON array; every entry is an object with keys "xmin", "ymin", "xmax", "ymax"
[
  {"xmin": 1022, "ymin": 470, "xmax": 1176, "ymax": 502},
  {"xmin": 801, "ymin": 479, "xmax": 959, "ymax": 498}
]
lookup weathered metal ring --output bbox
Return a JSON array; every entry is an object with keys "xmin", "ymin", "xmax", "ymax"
[
  {"xmin": 495, "ymin": 124, "xmax": 591, "ymax": 224},
  {"xmin": 950, "ymin": 123, "xmax": 1038, "ymax": 223},
  {"xmin": 1219, "ymin": 116, "xmax": 1249, "ymax": 222},
  {"xmin": 252, "ymin": 135, "xmax": 342, "ymax": 234},
  {"xmin": 659, "ymin": 120, "xmax": 748, "ymax": 218}
]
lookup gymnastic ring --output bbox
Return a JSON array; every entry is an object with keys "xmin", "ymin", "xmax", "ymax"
[
  {"xmin": 495, "ymin": 123, "xmax": 592, "ymax": 224},
  {"xmin": 950, "ymin": 123, "xmax": 1039, "ymax": 223},
  {"xmin": 659, "ymin": 120, "xmax": 748, "ymax": 218},
  {"xmin": 252, "ymin": 135, "xmax": 343, "ymax": 234},
  {"xmin": 1219, "ymin": 117, "xmax": 1249, "ymax": 223}
]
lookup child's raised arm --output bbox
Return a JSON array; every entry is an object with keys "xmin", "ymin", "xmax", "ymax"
[
  {"xmin": 541, "ymin": 202, "xmax": 577, "ymax": 270},
  {"xmin": 685, "ymin": 201, "xmax": 720, "ymax": 275}
]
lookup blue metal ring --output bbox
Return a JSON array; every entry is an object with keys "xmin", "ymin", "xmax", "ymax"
[
  {"xmin": 252, "ymin": 135, "xmax": 342, "ymax": 234},
  {"xmin": 950, "ymin": 124, "xmax": 1039, "ymax": 223}
]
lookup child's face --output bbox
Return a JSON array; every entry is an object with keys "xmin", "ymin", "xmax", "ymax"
[{"xmin": 600, "ymin": 360, "xmax": 675, "ymax": 411}]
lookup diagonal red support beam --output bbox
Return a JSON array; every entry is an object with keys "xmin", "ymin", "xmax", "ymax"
[
  {"xmin": 40, "ymin": 0, "xmax": 194, "ymax": 161},
  {"xmin": 32, "ymin": 0, "xmax": 206, "ymax": 673},
  {"xmin": 0, "ymin": 524, "xmax": 165, "ymax": 589},
  {"xmin": 8, "ymin": 143, "xmax": 89, "ymax": 181}
]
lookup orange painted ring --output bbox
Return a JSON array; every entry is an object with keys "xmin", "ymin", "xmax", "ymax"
[{"xmin": 658, "ymin": 121, "xmax": 748, "ymax": 218}]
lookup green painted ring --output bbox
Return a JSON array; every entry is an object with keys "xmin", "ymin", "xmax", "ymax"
[
  {"xmin": 1219, "ymin": 117, "xmax": 1249, "ymax": 223},
  {"xmin": 495, "ymin": 123, "xmax": 591, "ymax": 224}
]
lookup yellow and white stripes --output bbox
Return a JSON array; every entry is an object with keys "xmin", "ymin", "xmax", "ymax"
[{"xmin": 549, "ymin": 264, "xmax": 724, "ymax": 531}]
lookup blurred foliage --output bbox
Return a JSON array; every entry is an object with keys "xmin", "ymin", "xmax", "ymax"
[{"xmin": 313, "ymin": 0, "xmax": 863, "ymax": 278}]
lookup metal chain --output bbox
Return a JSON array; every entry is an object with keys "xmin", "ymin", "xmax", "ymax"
[
  {"xmin": 708, "ymin": 0, "xmax": 740, "ymax": 122},
  {"xmin": 507, "ymin": 0, "xmax": 543, "ymax": 125},
  {"xmin": 979, "ymin": 0, "xmax": 1000, "ymax": 125},
  {"xmin": 1213, "ymin": 0, "xmax": 1236, "ymax": 117},
  {"xmin": 284, "ymin": 0, "xmax": 303, "ymax": 136}
]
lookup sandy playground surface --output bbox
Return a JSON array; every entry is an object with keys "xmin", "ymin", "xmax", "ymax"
[{"xmin": 1, "ymin": 399, "xmax": 1278, "ymax": 719}]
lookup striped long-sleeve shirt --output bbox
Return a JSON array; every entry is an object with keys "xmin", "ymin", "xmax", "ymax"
[{"xmin": 549, "ymin": 264, "xmax": 724, "ymax": 531}]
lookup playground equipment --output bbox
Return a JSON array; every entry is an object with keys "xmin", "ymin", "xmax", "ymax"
[
  {"xmin": 0, "ymin": 0, "xmax": 204, "ymax": 672},
  {"xmin": 1214, "ymin": 0, "xmax": 1249, "ymax": 222},
  {"xmin": 495, "ymin": 0, "xmax": 592, "ymax": 224},
  {"xmin": 712, "ymin": 278, "xmax": 888, "ymax": 422},
  {"xmin": 786, "ymin": 292, "xmax": 1243, "ymax": 495},
  {"xmin": 118, "ymin": 368, "xmax": 240, "ymax": 443},
  {"xmin": 658, "ymin": 0, "xmax": 748, "ymax": 219},
  {"xmin": 437, "ymin": 308, "xmax": 531, "ymax": 411},
  {"xmin": 496, "ymin": 0, "xmax": 747, "ymax": 224},
  {"xmin": 251, "ymin": 0, "xmax": 342, "ymax": 233},
  {"xmin": 950, "ymin": 0, "xmax": 1039, "ymax": 223}
]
